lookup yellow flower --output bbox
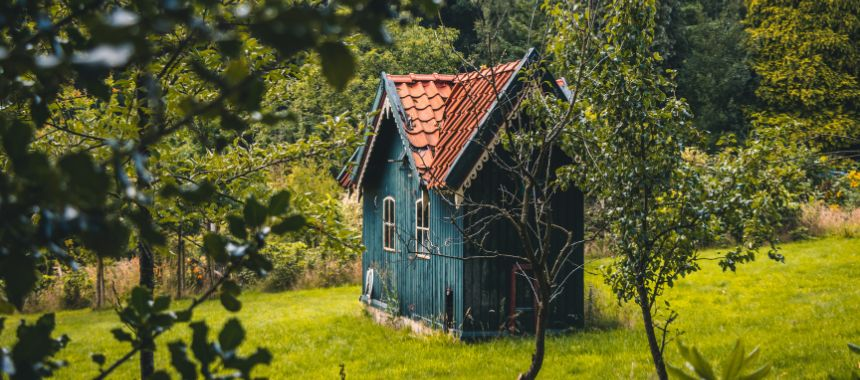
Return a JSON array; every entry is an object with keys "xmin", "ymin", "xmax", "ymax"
[
  {"xmin": 847, "ymin": 170, "xmax": 860, "ymax": 188},
  {"xmin": 584, "ymin": 107, "xmax": 597, "ymax": 122}
]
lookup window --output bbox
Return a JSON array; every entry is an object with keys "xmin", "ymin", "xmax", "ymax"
[
  {"xmin": 415, "ymin": 198, "xmax": 430, "ymax": 259},
  {"xmin": 382, "ymin": 196, "xmax": 395, "ymax": 251}
]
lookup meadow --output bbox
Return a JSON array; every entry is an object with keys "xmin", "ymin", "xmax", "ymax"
[{"xmin": 2, "ymin": 237, "xmax": 858, "ymax": 379}]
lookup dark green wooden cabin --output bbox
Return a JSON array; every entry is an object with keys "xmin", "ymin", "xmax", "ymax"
[{"xmin": 338, "ymin": 51, "xmax": 584, "ymax": 339}]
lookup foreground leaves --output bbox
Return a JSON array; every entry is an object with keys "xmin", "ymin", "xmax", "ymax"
[
  {"xmin": 0, "ymin": 315, "xmax": 70, "ymax": 380},
  {"xmin": 149, "ymin": 319, "xmax": 271, "ymax": 380},
  {"xmin": 668, "ymin": 340, "xmax": 770, "ymax": 380}
]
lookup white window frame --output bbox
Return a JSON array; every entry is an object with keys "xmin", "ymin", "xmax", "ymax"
[
  {"xmin": 415, "ymin": 198, "xmax": 430, "ymax": 259},
  {"xmin": 382, "ymin": 196, "xmax": 396, "ymax": 252}
]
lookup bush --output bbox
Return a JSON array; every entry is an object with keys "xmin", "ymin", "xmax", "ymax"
[
  {"xmin": 262, "ymin": 241, "xmax": 307, "ymax": 291},
  {"xmin": 62, "ymin": 270, "xmax": 93, "ymax": 309}
]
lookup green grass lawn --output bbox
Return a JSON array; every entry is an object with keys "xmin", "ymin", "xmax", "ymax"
[{"xmin": 2, "ymin": 237, "xmax": 859, "ymax": 379}]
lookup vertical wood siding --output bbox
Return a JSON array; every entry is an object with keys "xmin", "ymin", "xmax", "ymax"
[
  {"xmin": 461, "ymin": 155, "xmax": 584, "ymax": 336},
  {"xmin": 360, "ymin": 115, "xmax": 582, "ymax": 339},
  {"xmin": 361, "ymin": 117, "xmax": 465, "ymax": 331}
]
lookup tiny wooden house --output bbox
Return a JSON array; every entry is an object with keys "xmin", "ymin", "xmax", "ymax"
[{"xmin": 338, "ymin": 51, "xmax": 584, "ymax": 339}]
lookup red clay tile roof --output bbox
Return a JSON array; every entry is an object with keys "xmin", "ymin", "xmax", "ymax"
[{"xmin": 387, "ymin": 60, "xmax": 522, "ymax": 188}]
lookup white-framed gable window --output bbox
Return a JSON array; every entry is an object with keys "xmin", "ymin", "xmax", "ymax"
[
  {"xmin": 415, "ymin": 198, "xmax": 430, "ymax": 259},
  {"xmin": 382, "ymin": 196, "xmax": 396, "ymax": 252}
]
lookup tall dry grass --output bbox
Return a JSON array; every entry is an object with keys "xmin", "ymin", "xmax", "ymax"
[
  {"xmin": 23, "ymin": 259, "xmax": 140, "ymax": 313},
  {"xmin": 798, "ymin": 203, "xmax": 860, "ymax": 238}
]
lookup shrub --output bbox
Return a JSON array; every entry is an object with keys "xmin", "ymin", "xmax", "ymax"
[
  {"xmin": 262, "ymin": 241, "xmax": 307, "ymax": 291},
  {"xmin": 62, "ymin": 270, "xmax": 93, "ymax": 309}
]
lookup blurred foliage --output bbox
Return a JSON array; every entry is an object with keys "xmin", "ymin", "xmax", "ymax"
[
  {"xmin": 0, "ymin": 314, "xmax": 69, "ymax": 380},
  {"xmin": 60, "ymin": 269, "xmax": 92, "ymax": 310},
  {"xmin": 668, "ymin": 340, "xmax": 770, "ymax": 380},
  {"xmin": 265, "ymin": 21, "xmax": 461, "ymax": 151},
  {"xmin": 0, "ymin": 0, "xmax": 427, "ymax": 377}
]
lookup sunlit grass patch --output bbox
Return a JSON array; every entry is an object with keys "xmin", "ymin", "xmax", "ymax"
[{"xmin": 1, "ymin": 237, "xmax": 858, "ymax": 378}]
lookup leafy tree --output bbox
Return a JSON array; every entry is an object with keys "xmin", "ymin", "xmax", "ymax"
[
  {"xmin": 0, "ymin": 0, "xmax": 423, "ymax": 377},
  {"xmin": 266, "ymin": 21, "xmax": 461, "ymax": 151},
  {"xmin": 544, "ymin": 0, "xmax": 805, "ymax": 378},
  {"xmin": 667, "ymin": 0, "xmax": 756, "ymax": 145},
  {"xmin": 746, "ymin": 0, "xmax": 860, "ymax": 152},
  {"xmin": 433, "ymin": 0, "xmax": 550, "ymax": 63}
]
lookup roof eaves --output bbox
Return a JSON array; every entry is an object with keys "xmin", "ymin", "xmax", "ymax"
[{"xmin": 380, "ymin": 73, "xmax": 425, "ymax": 187}]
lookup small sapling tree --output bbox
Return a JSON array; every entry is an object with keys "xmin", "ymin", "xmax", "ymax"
[{"xmin": 545, "ymin": 0, "xmax": 807, "ymax": 379}]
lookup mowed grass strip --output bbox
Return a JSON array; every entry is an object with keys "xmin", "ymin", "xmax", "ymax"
[{"xmin": 2, "ymin": 237, "xmax": 858, "ymax": 379}]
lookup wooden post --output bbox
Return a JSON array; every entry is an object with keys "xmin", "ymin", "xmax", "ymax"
[
  {"xmin": 95, "ymin": 256, "xmax": 105, "ymax": 308},
  {"xmin": 176, "ymin": 225, "xmax": 184, "ymax": 299}
]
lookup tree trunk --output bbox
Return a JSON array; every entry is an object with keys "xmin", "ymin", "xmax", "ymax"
[
  {"xmin": 138, "ymin": 238, "xmax": 155, "ymax": 378},
  {"xmin": 206, "ymin": 222, "xmax": 219, "ymax": 293},
  {"xmin": 518, "ymin": 299, "xmax": 548, "ymax": 379},
  {"xmin": 95, "ymin": 256, "xmax": 105, "ymax": 308},
  {"xmin": 636, "ymin": 281, "xmax": 668, "ymax": 380},
  {"xmin": 176, "ymin": 225, "xmax": 184, "ymax": 299}
]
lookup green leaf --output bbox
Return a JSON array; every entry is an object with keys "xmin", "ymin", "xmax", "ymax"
[
  {"xmin": 30, "ymin": 96, "xmax": 50, "ymax": 127},
  {"xmin": 744, "ymin": 346, "xmax": 760, "ymax": 363},
  {"xmin": 167, "ymin": 341, "xmax": 198, "ymax": 379},
  {"xmin": 58, "ymin": 152, "xmax": 109, "ymax": 207},
  {"xmin": 318, "ymin": 41, "xmax": 355, "ymax": 91},
  {"xmin": 220, "ymin": 291, "xmax": 241, "ymax": 312},
  {"xmin": 224, "ymin": 59, "xmax": 249, "ymax": 85},
  {"xmin": 152, "ymin": 296, "xmax": 171, "ymax": 312},
  {"xmin": 111, "ymin": 328, "xmax": 133, "ymax": 343},
  {"xmin": 189, "ymin": 322, "xmax": 212, "ymax": 366},
  {"xmin": 271, "ymin": 215, "xmax": 306, "ymax": 235},
  {"xmin": 220, "ymin": 111, "xmax": 248, "ymax": 132},
  {"xmin": 218, "ymin": 318, "xmax": 245, "ymax": 352},
  {"xmin": 243, "ymin": 197, "xmax": 268, "ymax": 228},
  {"xmin": 81, "ymin": 217, "xmax": 130, "ymax": 259},
  {"xmin": 222, "ymin": 280, "xmax": 241, "ymax": 296},
  {"xmin": 130, "ymin": 287, "xmax": 151, "ymax": 314},
  {"xmin": 203, "ymin": 234, "xmax": 228, "ymax": 263},
  {"xmin": 738, "ymin": 365, "xmax": 771, "ymax": 380},
  {"xmin": 91, "ymin": 353, "xmax": 106, "ymax": 367},
  {"xmin": 722, "ymin": 340, "xmax": 745, "ymax": 379},
  {"xmin": 2, "ymin": 121, "xmax": 32, "ymax": 164},
  {"xmin": 268, "ymin": 190, "xmax": 291, "ymax": 216},
  {"xmin": 178, "ymin": 182, "xmax": 216, "ymax": 205},
  {"xmin": 0, "ymin": 252, "xmax": 39, "ymax": 310},
  {"xmin": 667, "ymin": 364, "xmax": 697, "ymax": 380},
  {"xmin": 689, "ymin": 346, "xmax": 716, "ymax": 380},
  {"xmin": 175, "ymin": 309, "xmax": 193, "ymax": 323},
  {"xmin": 149, "ymin": 370, "xmax": 171, "ymax": 380},
  {"xmin": 227, "ymin": 215, "xmax": 247, "ymax": 240},
  {"xmin": 238, "ymin": 77, "xmax": 265, "ymax": 111}
]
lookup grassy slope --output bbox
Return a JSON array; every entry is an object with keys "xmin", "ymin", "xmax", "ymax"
[{"xmin": 2, "ymin": 237, "xmax": 858, "ymax": 379}]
